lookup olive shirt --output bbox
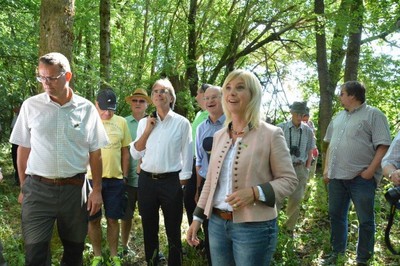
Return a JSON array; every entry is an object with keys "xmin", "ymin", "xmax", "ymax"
[
  {"xmin": 125, "ymin": 115, "xmax": 141, "ymax": 187},
  {"xmin": 192, "ymin": 110, "xmax": 209, "ymax": 154}
]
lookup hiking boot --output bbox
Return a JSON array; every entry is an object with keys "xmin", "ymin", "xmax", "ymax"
[
  {"xmin": 106, "ymin": 256, "xmax": 121, "ymax": 266},
  {"xmin": 91, "ymin": 256, "xmax": 103, "ymax": 266}
]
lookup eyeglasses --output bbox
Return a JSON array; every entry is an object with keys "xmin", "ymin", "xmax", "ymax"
[
  {"xmin": 203, "ymin": 95, "xmax": 221, "ymax": 101},
  {"xmin": 36, "ymin": 72, "xmax": 66, "ymax": 83},
  {"xmin": 132, "ymin": 99, "xmax": 146, "ymax": 103},
  {"xmin": 152, "ymin": 89, "xmax": 169, "ymax": 95}
]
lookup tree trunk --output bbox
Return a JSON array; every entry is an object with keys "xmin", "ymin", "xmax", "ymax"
[
  {"xmin": 39, "ymin": 0, "xmax": 75, "ymax": 91},
  {"xmin": 314, "ymin": 0, "xmax": 331, "ymax": 155},
  {"xmin": 186, "ymin": 0, "xmax": 199, "ymax": 97},
  {"xmin": 344, "ymin": 0, "xmax": 363, "ymax": 81},
  {"xmin": 315, "ymin": 0, "xmax": 351, "ymax": 164},
  {"xmin": 100, "ymin": 0, "xmax": 111, "ymax": 87}
]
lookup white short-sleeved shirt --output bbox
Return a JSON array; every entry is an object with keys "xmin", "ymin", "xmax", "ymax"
[{"xmin": 10, "ymin": 92, "xmax": 109, "ymax": 178}]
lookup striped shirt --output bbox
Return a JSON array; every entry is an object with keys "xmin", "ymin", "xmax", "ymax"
[
  {"xmin": 277, "ymin": 121, "xmax": 315, "ymax": 164},
  {"xmin": 324, "ymin": 103, "xmax": 391, "ymax": 182},
  {"xmin": 382, "ymin": 132, "xmax": 400, "ymax": 169}
]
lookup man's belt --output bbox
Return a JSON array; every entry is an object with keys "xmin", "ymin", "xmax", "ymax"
[
  {"xmin": 213, "ymin": 208, "xmax": 233, "ymax": 220},
  {"xmin": 30, "ymin": 173, "xmax": 85, "ymax": 186},
  {"xmin": 293, "ymin": 162, "xmax": 304, "ymax": 167},
  {"xmin": 141, "ymin": 170, "xmax": 180, "ymax": 180}
]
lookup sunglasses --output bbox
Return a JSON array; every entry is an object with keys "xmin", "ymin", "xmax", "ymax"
[{"xmin": 132, "ymin": 99, "xmax": 146, "ymax": 103}]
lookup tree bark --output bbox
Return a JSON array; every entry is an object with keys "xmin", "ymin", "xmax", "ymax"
[
  {"xmin": 39, "ymin": 0, "xmax": 75, "ymax": 91},
  {"xmin": 186, "ymin": 0, "xmax": 199, "ymax": 97},
  {"xmin": 344, "ymin": 0, "xmax": 363, "ymax": 81},
  {"xmin": 100, "ymin": 0, "xmax": 111, "ymax": 87}
]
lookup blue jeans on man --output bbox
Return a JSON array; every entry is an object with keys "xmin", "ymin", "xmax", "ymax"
[{"xmin": 328, "ymin": 176, "xmax": 376, "ymax": 263}]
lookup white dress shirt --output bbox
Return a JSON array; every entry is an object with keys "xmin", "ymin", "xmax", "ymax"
[
  {"xmin": 131, "ymin": 109, "xmax": 193, "ymax": 180},
  {"xmin": 9, "ymin": 92, "xmax": 109, "ymax": 178}
]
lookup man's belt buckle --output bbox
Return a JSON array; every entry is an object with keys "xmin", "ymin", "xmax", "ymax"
[{"xmin": 151, "ymin": 173, "xmax": 162, "ymax": 180}]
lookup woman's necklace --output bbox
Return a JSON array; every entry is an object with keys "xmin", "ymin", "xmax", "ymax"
[
  {"xmin": 229, "ymin": 122, "xmax": 246, "ymax": 135},
  {"xmin": 230, "ymin": 127, "xmax": 245, "ymax": 135}
]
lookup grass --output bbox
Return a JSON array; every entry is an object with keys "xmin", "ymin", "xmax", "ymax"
[{"xmin": 1, "ymin": 141, "xmax": 400, "ymax": 265}]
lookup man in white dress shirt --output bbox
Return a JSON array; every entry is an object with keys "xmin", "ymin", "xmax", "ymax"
[{"xmin": 131, "ymin": 78, "xmax": 192, "ymax": 266}]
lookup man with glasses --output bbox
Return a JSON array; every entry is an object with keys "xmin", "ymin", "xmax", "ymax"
[
  {"xmin": 120, "ymin": 88, "xmax": 151, "ymax": 257},
  {"xmin": 323, "ymin": 81, "xmax": 391, "ymax": 265},
  {"xmin": 88, "ymin": 88, "xmax": 132, "ymax": 266},
  {"xmin": 131, "ymin": 78, "xmax": 192, "ymax": 266},
  {"xmin": 276, "ymin": 101, "xmax": 315, "ymax": 235},
  {"xmin": 10, "ymin": 52, "xmax": 108, "ymax": 266}
]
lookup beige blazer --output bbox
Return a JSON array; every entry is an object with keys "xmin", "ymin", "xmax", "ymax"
[{"xmin": 194, "ymin": 121, "xmax": 298, "ymax": 223}]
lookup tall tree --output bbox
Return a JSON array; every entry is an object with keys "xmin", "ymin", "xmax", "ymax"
[
  {"xmin": 39, "ymin": 0, "xmax": 75, "ymax": 89},
  {"xmin": 100, "ymin": 0, "xmax": 111, "ymax": 87},
  {"xmin": 186, "ymin": 0, "xmax": 198, "ymax": 96}
]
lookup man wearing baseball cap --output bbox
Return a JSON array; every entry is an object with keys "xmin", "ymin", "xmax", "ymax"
[{"xmin": 88, "ymin": 88, "xmax": 132, "ymax": 266}]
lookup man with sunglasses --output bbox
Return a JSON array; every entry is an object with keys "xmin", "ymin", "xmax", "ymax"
[
  {"xmin": 120, "ymin": 88, "xmax": 151, "ymax": 257},
  {"xmin": 10, "ymin": 52, "xmax": 108, "ymax": 265}
]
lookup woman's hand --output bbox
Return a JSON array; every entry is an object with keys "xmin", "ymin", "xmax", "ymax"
[
  {"xmin": 186, "ymin": 220, "xmax": 201, "ymax": 247},
  {"xmin": 225, "ymin": 187, "xmax": 255, "ymax": 209}
]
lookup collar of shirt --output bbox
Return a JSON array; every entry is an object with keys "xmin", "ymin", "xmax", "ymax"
[{"xmin": 206, "ymin": 114, "xmax": 226, "ymax": 125}]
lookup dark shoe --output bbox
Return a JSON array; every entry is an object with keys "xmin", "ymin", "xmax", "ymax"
[
  {"xmin": 322, "ymin": 253, "xmax": 339, "ymax": 265},
  {"xmin": 158, "ymin": 252, "xmax": 166, "ymax": 263}
]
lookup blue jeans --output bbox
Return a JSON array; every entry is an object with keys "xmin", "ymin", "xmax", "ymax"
[
  {"xmin": 328, "ymin": 176, "xmax": 376, "ymax": 263},
  {"xmin": 208, "ymin": 214, "xmax": 277, "ymax": 266}
]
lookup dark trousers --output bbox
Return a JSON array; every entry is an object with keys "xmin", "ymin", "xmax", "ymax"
[
  {"xmin": 183, "ymin": 159, "xmax": 197, "ymax": 225},
  {"xmin": 11, "ymin": 144, "xmax": 19, "ymax": 185},
  {"xmin": 138, "ymin": 171, "xmax": 183, "ymax": 266},
  {"xmin": 199, "ymin": 178, "xmax": 212, "ymax": 265},
  {"xmin": 22, "ymin": 176, "xmax": 87, "ymax": 266}
]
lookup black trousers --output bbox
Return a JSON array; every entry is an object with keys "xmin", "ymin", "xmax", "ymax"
[
  {"xmin": 11, "ymin": 144, "xmax": 19, "ymax": 185},
  {"xmin": 183, "ymin": 159, "xmax": 197, "ymax": 225},
  {"xmin": 138, "ymin": 171, "xmax": 183, "ymax": 266}
]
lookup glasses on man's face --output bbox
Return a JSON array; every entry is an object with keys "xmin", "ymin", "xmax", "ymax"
[
  {"xmin": 132, "ymin": 99, "xmax": 146, "ymax": 103},
  {"xmin": 36, "ymin": 72, "xmax": 66, "ymax": 83},
  {"xmin": 152, "ymin": 89, "xmax": 169, "ymax": 95},
  {"xmin": 203, "ymin": 95, "xmax": 220, "ymax": 101}
]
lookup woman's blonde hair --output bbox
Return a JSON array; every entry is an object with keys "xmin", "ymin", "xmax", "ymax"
[{"xmin": 221, "ymin": 69, "xmax": 261, "ymax": 128}]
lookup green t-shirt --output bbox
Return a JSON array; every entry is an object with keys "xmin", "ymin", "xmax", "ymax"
[{"xmin": 192, "ymin": 110, "xmax": 209, "ymax": 154}]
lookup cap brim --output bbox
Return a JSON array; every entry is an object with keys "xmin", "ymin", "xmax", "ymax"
[
  {"xmin": 98, "ymin": 103, "xmax": 117, "ymax": 111},
  {"xmin": 125, "ymin": 94, "xmax": 152, "ymax": 104}
]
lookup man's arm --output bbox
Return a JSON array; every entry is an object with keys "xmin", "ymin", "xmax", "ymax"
[
  {"xmin": 361, "ymin": 144, "xmax": 389, "ymax": 180},
  {"xmin": 134, "ymin": 117, "xmax": 156, "ymax": 151},
  {"xmin": 17, "ymin": 146, "xmax": 30, "ymax": 203},
  {"xmin": 121, "ymin": 146, "xmax": 130, "ymax": 177},
  {"xmin": 323, "ymin": 145, "xmax": 330, "ymax": 184},
  {"xmin": 87, "ymin": 149, "xmax": 103, "ymax": 215},
  {"xmin": 17, "ymin": 146, "xmax": 30, "ymax": 187}
]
